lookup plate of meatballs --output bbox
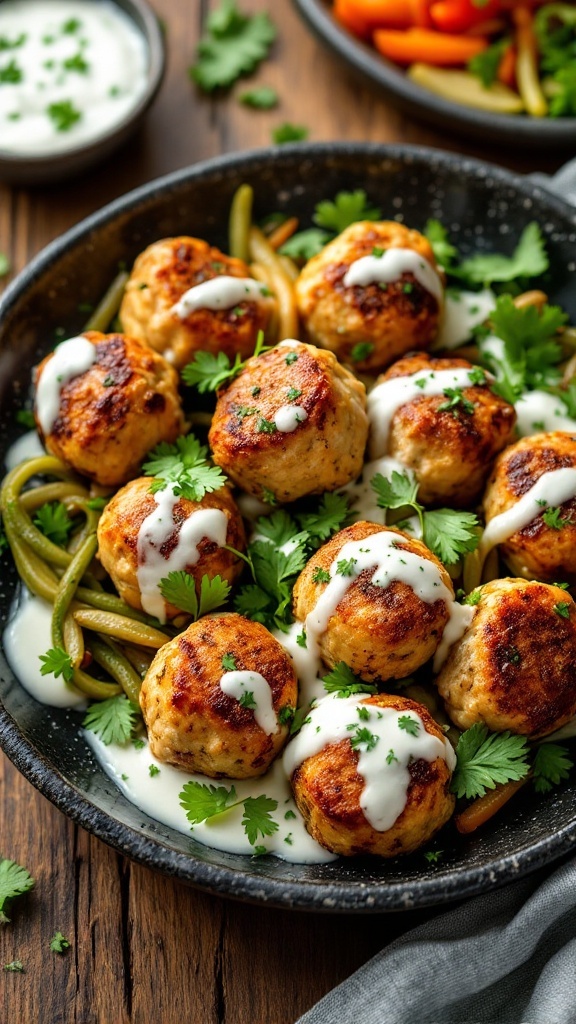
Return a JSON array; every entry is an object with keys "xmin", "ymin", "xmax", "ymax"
[{"xmin": 1, "ymin": 143, "xmax": 576, "ymax": 912}]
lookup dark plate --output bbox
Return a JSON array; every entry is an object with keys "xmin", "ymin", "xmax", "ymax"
[
  {"xmin": 293, "ymin": 0, "xmax": 576, "ymax": 150},
  {"xmin": 1, "ymin": 143, "xmax": 576, "ymax": 913}
]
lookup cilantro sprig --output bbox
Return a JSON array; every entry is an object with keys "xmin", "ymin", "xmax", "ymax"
[
  {"xmin": 158, "ymin": 572, "xmax": 231, "ymax": 620},
  {"xmin": 179, "ymin": 781, "xmax": 278, "ymax": 848},
  {"xmin": 424, "ymin": 220, "xmax": 549, "ymax": 289},
  {"xmin": 33, "ymin": 502, "xmax": 73, "ymax": 548},
  {"xmin": 190, "ymin": 0, "xmax": 276, "ymax": 92},
  {"xmin": 82, "ymin": 695, "xmax": 140, "ymax": 746},
  {"xmin": 371, "ymin": 470, "xmax": 479, "ymax": 566},
  {"xmin": 322, "ymin": 662, "xmax": 376, "ymax": 699},
  {"xmin": 182, "ymin": 329, "xmax": 269, "ymax": 393},
  {"xmin": 482, "ymin": 294, "xmax": 568, "ymax": 403},
  {"xmin": 279, "ymin": 190, "xmax": 382, "ymax": 261},
  {"xmin": 0, "ymin": 858, "xmax": 34, "ymax": 924},
  {"xmin": 451, "ymin": 724, "xmax": 530, "ymax": 800},
  {"xmin": 142, "ymin": 434, "xmax": 227, "ymax": 501},
  {"xmin": 532, "ymin": 742, "xmax": 574, "ymax": 794},
  {"xmin": 39, "ymin": 647, "xmax": 73, "ymax": 683}
]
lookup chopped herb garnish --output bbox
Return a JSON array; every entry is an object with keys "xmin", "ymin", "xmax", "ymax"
[
  {"xmin": 398, "ymin": 715, "xmax": 420, "ymax": 736},
  {"xmin": 221, "ymin": 653, "xmax": 237, "ymax": 671},
  {"xmin": 46, "ymin": 99, "xmax": 81, "ymax": 131},
  {"xmin": 312, "ymin": 566, "xmax": 331, "ymax": 584},
  {"xmin": 143, "ymin": 433, "xmax": 227, "ymax": 501},
  {"xmin": 322, "ymin": 662, "xmax": 376, "ymax": 699},
  {"xmin": 285, "ymin": 351, "xmax": 298, "ymax": 365},
  {"xmin": 553, "ymin": 602, "xmax": 571, "ymax": 619},
  {"xmin": 50, "ymin": 931, "xmax": 71, "ymax": 953},
  {"xmin": 351, "ymin": 727, "xmax": 379, "ymax": 752},
  {"xmin": 286, "ymin": 386, "xmax": 302, "ymax": 402},
  {"xmin": 257, "ymin": 416, "xmax": 277, "ymax": 434},
  {"xmin": 0, "ymin": 59, "xmax": 22, "ymax": 84},
  {"xmin": 437, "ymin": 387, "xmax": 475, "ymax": 416},
  {"xmin": 148, "ymin": 764, "xmax": 160, "ymax": 777},
  {"xmin": 336, "ymin": 557, "xmax": 357, "ymax": 577},
  {"xmin": 190, "ymin": 1, "xmax": 276, "ymax": 91},
  {"xmin": 159, "ymin": 571, "xmax": 230, "ymax": 620},
  {"xmin": 350, "ymin": 342, "xmax": 374, "ymax": 363},
  {"xmin": 272, "ymin": 122, "xmax": 308, "ymax": 144},
  {"xmin": 239, "ymin": 85, "xmax": 278, "ymax": 108},
  {"xmin": 39, "ymin": 647, "xmax": 73, "ymax": 682},
  {"xmin": 33, "ymin": 501, "xmax": 73, "ymax": 548},
  {"xmin": 532, "ymin": 742, "xmax": 573, "ymax": 794},
  {"xmin": 83, "ymin": 695, "xmax": 140, "ymax": 746}
]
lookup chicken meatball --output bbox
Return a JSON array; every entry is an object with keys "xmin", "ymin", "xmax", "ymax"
[
  {"xmin": 140, "ymin": 614, "xmax": 298, "ymax": 777},
  {"xmin": 482, "ymin": 432, "xmax": 576, "ymax": 582},
  {"xmin": 97, "ymin": 477, "xmax": 245, "ymax": 622},
  {"xmin": 285, "ymin": 693, "xmax": 455, "ymax": 857},
  {"xmin": 295, "ymin": 221, "xmax": 443, "ymax": 373},
  {"xmin": 34, "ymin": 331, "xmax": 184, "ymax": 487},
  {"xmin": 119, "ymin": 236, "xmax": 276, "ymax": 369},
  {"xmin": 293, "ymin": 522, "xmax": 455, "ymax": 681},
  {"xmin": 436, "ymin": 578, "xmax": 576, "ymax": 737},
  {"xmin": 208, "ymin": 340, "xmax": 368, "ymax": 503},
  {"xmin": 368, "ymin": 354, "xmax": 517, "ymax": 507}
]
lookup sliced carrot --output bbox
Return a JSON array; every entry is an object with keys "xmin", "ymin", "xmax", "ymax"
[
  {"xmin": 409, "ymin": 0, "xmax": 433, "ymax": 29},
  {"xmin": 373, "ymin": 27, "xmax": 488, "ymax": 66},
  {"xmin": 267, "ymin": 217, "xmax": 299, "ymax": 251},
  {"xmin": 497, "ymin": 42, "xmax": 517, "ymax": 89},
  {"xmin": 455, "ymin": 777, "xmax": 529, "ymax": 834},
  {"xmin": 335, "ymin": 0, "xmax": 413, "ymax": 31},
  {"xmin": 430, "ymin": 0, "xmax": 502, "ymax": 34},
  {"xmin": 334, "ymin": 0, "xmax": 371, "ymax": 38}
]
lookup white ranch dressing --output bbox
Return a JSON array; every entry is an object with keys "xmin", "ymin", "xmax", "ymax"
[
  {"xmin": 283, "ymin": 695, "xmax": 455, "ymax": 832},
  {"xmin": 368, "ymin": 367, "xmax": 489, "ymax": 459},
  {"xmin": 515, "ymin": 391, "xmax": 576, "ymax": 438},
  {"xmin": 3, "ymin": 590, "xmax": 85, "ymax": 708},
  {"xmin": 274, "ymin": 405, "xmax": 308, "ymax": 432},
  {"xmin": 273, "ymin": 621, "xmax": 326, "ymax": 707},
  {"xmin": 35, "ymin": 335, "xmax": 96, "ymax": 435},
  {"xmin": 219, "ymin": 670, "xmax": 277, "ymax": 735},
  {"xmin": 303, "ymin": 528, "xmax": 473, "ymax": 675},
  {"xmin": 136, "ymin": 486, "xmax": 228, "ymax": 622},
  {"xmin": 341, "ymin": 455, "xmax": 413, "ymax": 525},
  {"xmin": 434, "ymin": 288, "xmax": 496, "ymax": 350},
  {"xmin": 343, "ymin": 249, "xmax": 443, "ymax": 304},
  {"xmin": 4, "ymin": 430, "xmax": 45, "ymax": 471},
  {"xmin": 0, "ymin": 0, "xmax": 149, "ymax": 156},
  {"xmin": 171, "ymin": 277, "xmax": 268, "ymax": 318},
  {"xmin": 482, "ymin": 467, "xmax": 576, "ymax": 552},
  {"xmin": 85, "ymin": 733, "xmax": 335, "ymax": 864}
]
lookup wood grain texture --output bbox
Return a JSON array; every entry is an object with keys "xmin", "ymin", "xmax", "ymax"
[{"xmin": 0, "ymin": 1, "xmax": 567, "ymax": 1022}]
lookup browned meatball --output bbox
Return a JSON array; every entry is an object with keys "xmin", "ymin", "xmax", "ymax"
[
  {"xmin": 140, "ymin": 614, "xmax": 298, "ymax": 778},
  {"xmin": 119, "ymin": 236, "xmax": 276, "ymax": 369},
  {"xmin": 292, "ymin": 522, "xmax": 454, "ymax": 681},
  {"xmin": 369, "ymin": 354, "xmax": 516, "ymax": 507},
  {"xmin": 97, "ymin": 477, "xmax": 245, "ymax": 621},
  {"xmin": 482, "ymin": 432, "xmax": 576, "ymax": 582},
  {"xmin": 34, "ymin": 331, "xmax": 184, "ymax": 487},
  {"xmin": 287, "ymin": 693, "xmax": 455, "ymax": 857},
  {"xmin": 208, "ymin": 340, "xmax": 368, "ymax": 504},
  {"xmin": 436, "ymin": 578, "xmax": 576, "ymax": 737},
  {"xmin": 295, "ymin": 221, "xmax": 443, "ymax": 373}
]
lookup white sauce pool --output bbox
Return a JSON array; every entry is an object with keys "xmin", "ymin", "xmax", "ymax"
[
  {"xmin": 482, "ymin": 467, "xmax": 576, "ymax": 552},
  {"xmin": 434, "ymin": 288, "xmax": 496, "ymax": 350},
  {"xmin": 368, "ymin": 367, "xmax": 490, "ymax": 459},
  {"xmin": 136, "ymin": 485, "xmax": 228, "ymax": 623},
  {"xmin": 515, "ymin": 391, "xmax": 576, "ymax": 438},
  {"xmin": 171, "ymin": 277, "xmax": 268, "ymax": 318},
  {"xmin": 0, "ymin": 0, "xmax": 149, "ymax": 156},
  {"xmin": 343, "ymin": 249, "xmax": 443, "ymax": 304},
  {"xmin": 4, "ymin": 430, "xmax": 45, "ymax": 470},
  {"xmin": 35, "ymin": 335, "xmax": 96, "ymax": 435}
]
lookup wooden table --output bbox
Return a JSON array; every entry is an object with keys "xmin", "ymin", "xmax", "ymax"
[{"xmin": 0, "ymin": 4, "xmax": 569, "ymax": 1022}]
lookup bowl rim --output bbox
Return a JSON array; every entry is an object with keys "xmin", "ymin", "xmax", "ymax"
[
  {"xmin": 1, "ymin": 141, "xmax": 576, "ymax": 912},
  {"xmin": 292, "ymin": 0, "xmax": 576, "ymax": 144},
  {"xmin": 0, "ymin": 0, "xmax": 166, "ymax": 167}
]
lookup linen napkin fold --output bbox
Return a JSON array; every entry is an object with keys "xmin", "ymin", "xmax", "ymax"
[{"xmin": 296, "ymin": 857, "xmax": 576, "ymax": 1024}]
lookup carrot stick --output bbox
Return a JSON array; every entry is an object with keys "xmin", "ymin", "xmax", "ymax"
[
  {"xmin": 455, "ymin": 777, "xmax": 529, "ymax": 834},
  {"xmin": 373, "ymin": 27, "xmax": 488, "ymax": 66},
  {"xmin": 267, "ymin": 217, "xmax": 299, "ymax": 251},
  {"xmin": 335, "ymin": 0, "xmax": 413, "ymax": 31},
  {"xmin": 430, "ymin": 0, "xmax": 502, "ymax": 34},
  {"xmin": 497, "ymin": 43, "xmax": 517, "ymax": 89},
  {"xmin": 334, "ymin": 0, "xmax": 371, "ymax": 38},
  {"xmin": 513, "ymin": 5, "xmax": 547, "ymax": 116},
  {"xmin": 410, "ymin": 0, "xmax": 433, "ymax": 29}
]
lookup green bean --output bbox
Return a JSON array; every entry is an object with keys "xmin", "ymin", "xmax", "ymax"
[
  {"xmin": 6, "ymin": 523, "xmax": 60, "ymax": 601},
  {"xmin": 72, "ymin": 608, "xmax": 168, "ymax": 648},
  {"xmin": 74, "ymin": 585, "xmax": 170, "ymax": 629},
  {"xmin": 123, "ymin": 644, "xmax": 154, "ymax": 678},
  {"xmin": 63, "ymin": 613, "xmax": 85, "ymax": 669},
  {"xmin": 20, "ymin": 482, "xmax": 90, "ymax": 512},
  {"xmin": 89, "ymin": 636, "xmax": 142, "ymax": 703},
  {"xmin": 1, "ymin": 457, "xmax": 81, "ymax": 569},
  {"xmin": 52, "ymin": 532, "xmax": 98, "ymax": 652},
  {"xmin": 229, "ymin": 184, "xmax": 253, "ymax": 263},
  {"xmin": 249, "ymin": 226, "xmax": 299, "ymax": 339},
  {"xmin": 72, "ymin": 666, "xmax": 121, "ymax": 701},
  {"xmin": 83, "ymin": 270, "xmax": 129, "ymax": 332}
]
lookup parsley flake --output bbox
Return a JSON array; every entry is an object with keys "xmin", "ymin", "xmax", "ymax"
[
  {"xmin": 46, "ymin": 99, "xmax": 81, "ymax": 131},
  {"xmin": 50, "ymin": 931, "xmax": 71, "ymax": 953},
  {"xmin": 554, "ymin": 602, "xmax": 571, "ymax": 619},
  {"xmin": 350, "ymin": 342, "xmax": 374, "ymax": 363},
  {"xmin": 272, "ymin": 122, "xmax": 308, "ymax": 144},
  {"xmin": 312, "ymin": 566, "xmax": 331, "ymax": 584},
  {"xmin": 190, "ymin": 1, "xmax": 276, "ymax": 92},
  {"xmin": 239, "ymin": 85, "xmax": 278, "ymax": 108},
  {"xmin": 398, "ymin": 715, "xmax": 420, "ymax": 736},
  {"xmin": 221, "ymin": 653, "xmax": 237, "ymax": 671},
  {"xmin": 336, "ymin": 557, "xmax": 357, "ymax": 577}
]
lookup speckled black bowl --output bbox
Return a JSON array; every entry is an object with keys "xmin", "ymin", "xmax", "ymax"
[
  {"xmin": 1, "ymin": 143, "xmax": 576, "ymax": 912},
  {"xmin": 293, "ymin": 0, "xmax": 576, "ymax": 151},
  {"xmin": 0, "ymin": 0, "xmax": 165, "ymax": 186}
]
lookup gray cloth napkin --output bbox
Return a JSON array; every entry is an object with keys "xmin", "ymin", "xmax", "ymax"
[{"xmin": 296, "ymin": 857, "xmax": 576, "ymax": 1024}]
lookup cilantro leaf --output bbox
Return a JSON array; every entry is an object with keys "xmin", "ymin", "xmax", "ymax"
[
  {"xmin": 549, "ymin": 64, "xmax": 576, "ymax": 118},
  {"xmin": 487, "ymin": 294, "xmax": 568, "ymax": 400},
  {"xmin": 82, "ymin": 695, "xmax": 140, "ymax": 746},
  {"xmin": 255, "ymin": 509, "xmax": 303, "ymax": 547},
  {"xmin": 458, "ymin": 223, "xmax": 549, "ymax": 286},
  {"xmin": 233, "ymin": 584, "xmax": 272, "ymax": 624},
  {"xmin": 468, "ymin": 37, "xmax": 510, "ymax": 88},
  {"xmin": 39, "ymin": 647, "xmax": 73, "ymax": 683},
  {"xmin": 241, "ymin": 795, "xmax": 279, "ymax": 845},
  {"xmin": 424, "ymin": 219, "xmax": 458, "ymax": 271},
  {"xmin": 158, "ymin": 571, "xmax": 231, "ymax": 619},
  {"xmin": 181, "ymin": 351, "xmax": 242, "ymax": 393},
  {"xmin": 190, "ymin": 1, "xmax": 276, "ymax": 92},
  {"xmin": 279, "ymin": 228, "xmax": 330, "ymax": 261},
  {"xmin": 371, "ymin": 470, "xmax": 419, "ymax": 512},
  {"xmin": 532, "ymin": 742, "xmax": 574, "ymax": 794},
  {"xmin": 16, "ymin": 408, "xmax": 35, "ymax": 428},
  {"xmin": 4, "ymin": 960, "xmax": 24, "ymax": 972},
  {"xmin": 180, "ymin": 780, "xmax": 238, "ymax": 824},
  {"xmin": 398, "ymin": 715, "xmax": 420, "ymax": 736},
  {"xmin": 222, "ymin": 652, "xmax": 237, "ymax": 671},
  {"xmin": 33, "ymin": 502, "xmax": 73, "ymax": 548},
  {"xmin": 297, "ymin": 492, "xmax": 352, "ymax": 545},
  {"xmin": 239, "ymin": 85, "xmax": 278, "ymax": 108},
  {"xmin": 322, "ymin": 662, "xmax": 376, "ymax": 698},
  {"xmin": 235, "ymin": 533, "xmax": 308, "ymax": 631},
  {"xmin": 422, "ymin": 510, "xmax": 479, "ymax": 566},
  {"xmin": 314, "ymin": 190, "xmax": 381, "ymax": 233},
  {"xmin": 142, "ymin": 434, "xmax": 227, "ymax": 501},
  {"xmin": 0, "ymin": 859, "xmax": 34, "ymax": 924},
  {"xmin": 272, "ymin": 122, "xmax": 308, "ymax": 144},
  {"xmin": 451, "ymin": 723, "xmax": 530, "ymax": 800},
  {"xmin": 50, "ymin": 931, "xmax": 71, "ymax": 953}
]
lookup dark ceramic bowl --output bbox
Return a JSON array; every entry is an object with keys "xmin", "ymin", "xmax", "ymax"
[
  {"xmin": 293, "ymin": 0, "xmax": 576, "ymax": 151},
  {"xmin": 0, "ymin": 0, "xmax": 165, "ymax": 186},
  {"xmin": 1, "ymin": 143, "xmax": 576, "ymax": 912}
]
